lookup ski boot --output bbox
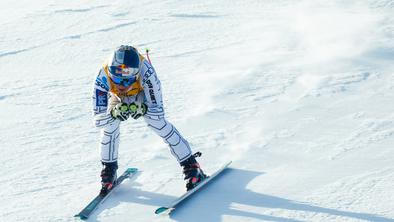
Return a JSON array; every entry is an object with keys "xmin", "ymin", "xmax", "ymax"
[
  {"xmin": 181, "ymin": 152, "xmax": 207, "ymax": 191},
  {"xmin": 100, "ymin": 161, "xmax": 118, "ymax": 196}
]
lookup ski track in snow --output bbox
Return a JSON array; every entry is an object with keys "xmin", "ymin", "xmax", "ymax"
[
  {"xmin": 0, "ymin": 21, "xmax": 138, "ymax": 58},
  {"xmin": 303, "ymin": 168, "xmax": 394, "ymax": 221},
  {"xmin": 1, "ymin": 0, "xmax": 394, "ymax": 221}
]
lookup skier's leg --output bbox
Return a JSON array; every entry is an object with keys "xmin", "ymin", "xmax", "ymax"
[
  {"xmin": 144, "ymin": 108, "xmax": 192, "ymax": 163},
  {"xmin": 98, "ymin": 120, "xmax": 120, "ymax": 194},
  {"xmin": 144, "ymin": 110, "xmax": 207, "ymax": 190},
  {"xmin": 99, "ymin": 120, "xmax": 120, "ymax": 163}
]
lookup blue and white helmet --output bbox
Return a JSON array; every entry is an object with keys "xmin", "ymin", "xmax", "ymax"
[{"xmin": 108, "ymin": 45, "xmax": 140, "ymax": 86}]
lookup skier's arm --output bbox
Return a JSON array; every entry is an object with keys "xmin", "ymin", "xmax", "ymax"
[
  {"xmin": 140, "ymin": 59, "xmax": 164, "ymax": 115},
  {"xmin": 92, "ymin": 69, "xmax": 117, "ymax": 128}
]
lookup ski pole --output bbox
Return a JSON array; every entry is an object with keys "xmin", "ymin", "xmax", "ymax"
[{"xmin": 145, "ymin": 48, "xmax": 152, "ymax": 64}]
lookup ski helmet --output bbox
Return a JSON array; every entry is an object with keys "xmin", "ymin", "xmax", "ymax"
[{"xmin": 108, "ymin": 45, "xmax": 140, "ymax": 86}]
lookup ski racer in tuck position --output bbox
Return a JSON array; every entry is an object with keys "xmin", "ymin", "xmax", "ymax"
[{"xmin": 92, "ymin": 45, "xmax": 206, "ymax": 195}]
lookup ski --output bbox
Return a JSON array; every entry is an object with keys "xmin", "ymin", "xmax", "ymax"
[
  {"xmin": 75, "ymin": 167, "xmax": 138, "ymax": 220},
  {"xmin": 155, "ymin": 161, "xmax": 232, "ymax": 215}
]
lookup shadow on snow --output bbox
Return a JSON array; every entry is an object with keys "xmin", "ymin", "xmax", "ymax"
[{"xmin": 86, "ymin": 168, "xmax": 394, "ymax": 222}]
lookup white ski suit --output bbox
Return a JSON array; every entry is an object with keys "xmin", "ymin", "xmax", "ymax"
[{"xmin": 92, "ymin": 54, "xmax": 192, "ymax": 163}]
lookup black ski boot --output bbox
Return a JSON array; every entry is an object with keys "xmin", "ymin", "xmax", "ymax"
[
  {"xmin": 180, "ymin": 152, "xmax": 207, "ymax": 191},
  {"xmin": 100, "ymin": 161, "xmax": 118, "ymax": 196}
]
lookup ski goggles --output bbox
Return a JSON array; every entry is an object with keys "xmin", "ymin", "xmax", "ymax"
[
  {"xmin": 108, "ymin": 65, "xmax": 139, "ymax": 87},
  {"xmin": 109, "ymin": 65, "xmax": 139, "ymax": 78},
  {"xmin": 110, "ymin": 75, "xmax": 137, "ymax": 87}
]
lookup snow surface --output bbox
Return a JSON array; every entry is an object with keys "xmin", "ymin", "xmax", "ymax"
[{"xmin": 1, "ymin": 0, "xmax": 394, "ymax": 221}]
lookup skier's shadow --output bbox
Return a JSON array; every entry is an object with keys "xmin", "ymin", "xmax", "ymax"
[
  {"xmin": 168, "ymin": 168, "xmax": 394, "ymax": 222},
  {"xmin": 84, "ymin": 172, "xmax": 176, "ymax": 221},
  {"xmin": 86, "ymin": 169, "xmax": 394, "ymax": 222}
]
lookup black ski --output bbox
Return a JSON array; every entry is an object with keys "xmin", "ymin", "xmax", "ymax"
[{"xmin": 75, "ymin": 168, "xmax": 138, "ymax": 220}]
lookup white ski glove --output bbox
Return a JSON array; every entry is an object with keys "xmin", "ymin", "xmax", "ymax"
[
  {"xmin": 110, "ymin": 103, "xmax": 130, "ymax": 121},
  {"xmin": 129, "ymin": 102, "xmax": 147, "ymax": 119}
]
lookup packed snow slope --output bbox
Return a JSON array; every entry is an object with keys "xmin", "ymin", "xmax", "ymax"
[{"xmin": 1, "ymin": 0, "xmax": 393, "ymax": 221}]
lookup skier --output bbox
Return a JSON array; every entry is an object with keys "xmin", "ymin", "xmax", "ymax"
[{"xmin": 92, "ymin": 45, "xmax": 206, "ymax": 195}]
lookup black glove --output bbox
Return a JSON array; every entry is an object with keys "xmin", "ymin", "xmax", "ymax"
[
  {"xmin": 129, "ymin": 102, "xmax": 147, "ymax": 119},
  {"xmin": 110, "ymin": 103, "xmax": 130, "ymax": 121}
]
